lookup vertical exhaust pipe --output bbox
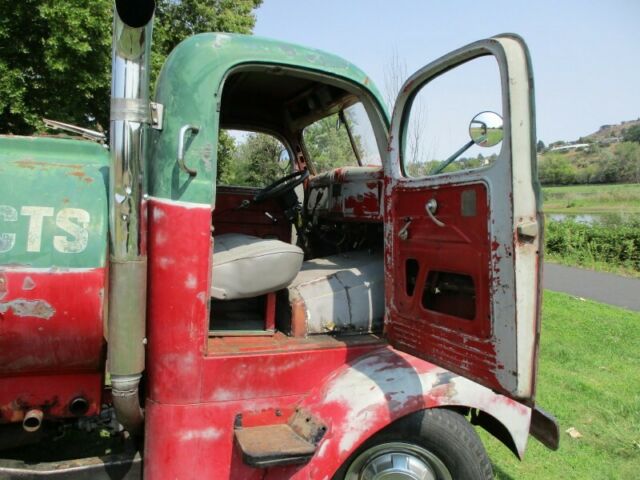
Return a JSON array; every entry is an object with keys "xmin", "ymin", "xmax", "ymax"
[{"xmin": 108, "ymin": 0, "xmax": 155, "ymax": 435}]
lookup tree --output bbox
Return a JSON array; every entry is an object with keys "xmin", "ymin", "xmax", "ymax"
[
  {"xmin": 536, "ymin": 140, "xmax": 546, "ymax": 153},
  {"xmin": 383, "ymin": 49, "xmax": 425, "ymax": 167},
  {"xmin": 303, "ymin": 114, "xmax": 357, "ymax": 173},
  {"xmin": 537, "ymin": 153, "xmax": 576, "ymax": 185},
  {"xmin": 622, "ymin": 124, "xmax": 640, "ymax": 144},
  {"xmin": 0, "ymin": 0, "xmax": 262, "ymax": 134}
]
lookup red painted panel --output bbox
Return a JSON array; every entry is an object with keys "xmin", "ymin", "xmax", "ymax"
[
  {"xmin": 200, "ymin": 342, "xmax": 382, "ymax": 402},
  {"xmin": 146, "ymin": 198, "xmax": 212, "ymax": 405},
  {"xmin": 0, "ymin": 373, "xmax": 102, "ymax": 422},
  {"xmin": 213, "ymin": 187, "xmax": 292, "ymax": 242},
  {"xmin": 386, "ymin": 183, "xmax": 505, "ymax": 391},
  {"xmin": 0, "ymin": 268, "xmax": 106, "ymax": 376},
  {"xmin": 145, "ymin": 398, "xmax": 300, "ymax": 480}
]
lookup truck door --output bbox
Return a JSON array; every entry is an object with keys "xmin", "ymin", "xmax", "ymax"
[{"xmin": 384, "ymin": 35, "xmax": 542, "ymax": 402}]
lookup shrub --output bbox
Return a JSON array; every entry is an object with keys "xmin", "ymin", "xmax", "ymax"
[{"xmin": 545, "ymin": 219, "xmax": 640, "ymax": 271}]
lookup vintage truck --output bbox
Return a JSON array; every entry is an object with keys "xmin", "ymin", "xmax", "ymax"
[{"xmin": 0, "ymin": 1, "xmax": 559, "ymax": 478}]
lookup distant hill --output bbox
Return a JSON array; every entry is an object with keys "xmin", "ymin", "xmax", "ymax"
[
  {"xmin": 538, "ymin": 117, "xmax": 640, "ymax": 185},
  {"xmin": 582, "ymin": 119, "xmax": 640, "ymax": 142}
]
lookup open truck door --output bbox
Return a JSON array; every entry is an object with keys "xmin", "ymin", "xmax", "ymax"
[{"xmin": 384, "ymin": 35, "xmax": 542, "ymax": 402}]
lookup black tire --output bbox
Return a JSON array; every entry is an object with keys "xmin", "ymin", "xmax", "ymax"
[{"xmin": 334, "ymin": 408, "xmax": 493, "ymax": 480}]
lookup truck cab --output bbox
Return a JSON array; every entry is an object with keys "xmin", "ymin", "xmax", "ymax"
[{"xmin": 0, "ymin": 2, "xmax": 558, "ymax": 478}]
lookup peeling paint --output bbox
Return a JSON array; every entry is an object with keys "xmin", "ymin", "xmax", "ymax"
[
  {"xmin": 180, "ymin": 427, "xmax": 222, "ymax": 441},
  {"xmin": 185, "ymin": 273, "xmax": 197, "ymax": 289},
  {"xmin": 0, "ymin": 298, "xmax": 55, "ymax": 319},
  {"xmin": 22, "ymin": 276, "xmax": 35, "ymax": 290}
]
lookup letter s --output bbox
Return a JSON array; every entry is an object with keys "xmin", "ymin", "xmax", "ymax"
[{"xmin": 54, "ymin": 208, "xmax": 90, "ymax": 253}]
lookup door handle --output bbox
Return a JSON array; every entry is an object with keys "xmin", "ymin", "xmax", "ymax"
[
  {"xmin": 177, "ymin": 124, "xmax": 200, "ymax": 176},
  {"xmin": 425, "ymin": 198, "xmax": 445, "ymax": 227},
  {"xmin": 398, "ymin": 218, "xmax": 412, "ymax": 240}
]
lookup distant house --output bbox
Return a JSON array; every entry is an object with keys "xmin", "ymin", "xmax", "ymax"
[{"xmin": 549, "ymin": 143, "xmax": 591, "ymax": 152}]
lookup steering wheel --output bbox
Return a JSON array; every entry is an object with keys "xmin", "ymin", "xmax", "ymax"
[{"xmin": 253, "ymin": 169, "xmax": 309, "ymax": 203}]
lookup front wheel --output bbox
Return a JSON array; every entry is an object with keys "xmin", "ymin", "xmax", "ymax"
[{"xmin": 336, "ymin": 409, "xmax": 492, "ymax": 480}]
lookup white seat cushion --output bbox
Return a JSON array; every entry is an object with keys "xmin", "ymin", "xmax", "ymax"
[
  {"xmin": 288, "ymin": 251, "xmax": 384, "ymax": 335},
  {"xmin": 211, "ymin": 233, "xmax": 303, "ymax": 300}
]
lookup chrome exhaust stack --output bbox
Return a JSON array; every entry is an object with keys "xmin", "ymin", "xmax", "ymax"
[{"xmin": 108, "ymin": 0, "xmax": 155, "ymax": 435}]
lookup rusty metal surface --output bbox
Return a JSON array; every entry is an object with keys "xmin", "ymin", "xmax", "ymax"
[
  {"xmin": 235, "ymin": 424, "xmax": 316, "ymax": 467},
  {"xmin": 0, "ymin": 451, "xmax": 141, "ymax": 479},
  {"xmin": 530, "ymin": 406, "xmax": 560, "ymax": 451}
]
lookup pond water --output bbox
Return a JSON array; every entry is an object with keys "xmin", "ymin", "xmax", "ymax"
[{"xmin": 546, "ymin": 212, "xmax": 640, "ymax": 226}]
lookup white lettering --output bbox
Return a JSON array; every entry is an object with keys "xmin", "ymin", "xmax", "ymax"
[
  {"xmin": 53, "ymin": 208, "xmax": 90, "ymax": 253},
  {"xmin": 20, "ymin": 206, "xmax": 54, "ymax": 252},
  {"xmin": 0, "ymin": 205, "xmax": 18, "ymax": 253}
]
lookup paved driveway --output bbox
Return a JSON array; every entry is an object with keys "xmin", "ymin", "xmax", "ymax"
[{"xmin": 543, "ymin": 263, "xmax": 640, "ymax": 312}]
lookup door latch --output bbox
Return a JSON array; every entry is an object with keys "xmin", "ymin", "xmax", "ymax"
[
  {"xmin": 517, "ymin": 221, "xmax": 538, "ymax": 241},
  {"xmin": 398, "ymin": 218, "xmax": 412, "ymax": 240}
]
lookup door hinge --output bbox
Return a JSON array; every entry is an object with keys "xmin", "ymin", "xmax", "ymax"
[{"xmin": 150, "ymin": 102, "xmax": 164, "ymax": 130}]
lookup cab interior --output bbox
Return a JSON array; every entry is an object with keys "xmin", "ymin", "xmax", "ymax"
[{"xmin": 209, "ymin": 65, "xmax": 388, "ymax": 340}]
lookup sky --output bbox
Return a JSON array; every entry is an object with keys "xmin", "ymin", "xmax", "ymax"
[{"xmin": 253, "ymin": 0, "xmax": 640, "ymax": 146}]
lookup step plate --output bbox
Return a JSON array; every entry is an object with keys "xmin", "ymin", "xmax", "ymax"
[{"xmin": 235, "ymin": 424, "xmax": 316, "ymax": 468}]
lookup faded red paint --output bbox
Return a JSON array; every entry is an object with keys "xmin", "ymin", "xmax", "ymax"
[
  {"xmin": 213, "ymin": 187, "xmax": 292, "ymax": 242},
  {"xmin": 0, "ymin": 268, "xmax": 105, "ymax": 376},
  {"xmin": 383, "ymin": 181, "xmax": 512, "ymax": 393},
  {"xmin": 0, "ymin": 267, "xmax": 106, "ymax": 423},
  {"xmin": 343, "ymin": 191, "xmax": 380, "ymax": 218},
  {"xmin": 0, "ymin": 373, "xmax": 102, "ymax": 422}
]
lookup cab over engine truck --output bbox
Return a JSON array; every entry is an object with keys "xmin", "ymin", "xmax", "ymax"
[{"xmin": 0, "ymin": 1, "xmax": 559, "ymax": 478}]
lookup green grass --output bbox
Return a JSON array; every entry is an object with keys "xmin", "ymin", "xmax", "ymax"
[
  {"xmin": 543, "ymin": 183, "xmax": 640, "ymax": 214},
  {"xmin": 480, "ymin": 291, "xmax": 640, "ymax": 479}
]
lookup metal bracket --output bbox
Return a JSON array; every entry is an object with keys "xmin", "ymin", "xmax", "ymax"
[
  {"xmin": 517, "ymin": 221, "xmax": 538, "ymax": 240},
  {"xmin": 150, "ymin": 102, "xmax": 164, "ymax": 130}
]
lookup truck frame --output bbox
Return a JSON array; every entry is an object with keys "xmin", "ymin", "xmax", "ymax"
[{"xmin": 0, "ymin": 1, "xmax": 558, "ymax": 478}]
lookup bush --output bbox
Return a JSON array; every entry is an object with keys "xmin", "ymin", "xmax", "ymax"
[{"xmin": 545, "ymin": 219, "xmax": 640, "ymax": 271}]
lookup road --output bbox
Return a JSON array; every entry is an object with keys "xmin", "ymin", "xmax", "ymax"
[{"xmin": 543, "ymin": 263, "xmax": 640, "ymax": 312}]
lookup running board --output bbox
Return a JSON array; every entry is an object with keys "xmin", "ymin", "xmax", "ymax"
[{"xmin": 234, "ymin": 408, "xmax": 326, "ymax": 468}]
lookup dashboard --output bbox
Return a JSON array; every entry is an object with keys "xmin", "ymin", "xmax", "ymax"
[{"xmin": 305, "ymin": 166, "xmax": 383, "ymax": 222}]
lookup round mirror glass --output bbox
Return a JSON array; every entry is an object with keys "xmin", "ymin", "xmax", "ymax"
[{"xmin": 469, "ymin": 111, "xmax": 503, "ymax": 147}]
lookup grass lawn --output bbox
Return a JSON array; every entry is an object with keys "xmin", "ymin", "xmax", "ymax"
[
  {"xmin": 480, "ymin": 290, "xmax": 640, "ymax": 479},
  {"xmin": 543, "ymin": 183, "xmax": 640, "ymax": 214}
]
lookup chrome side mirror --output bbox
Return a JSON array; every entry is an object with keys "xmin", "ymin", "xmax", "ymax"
[{"xmin": 469, "ymin": 111, "xmax": 503, "ymax": 147}]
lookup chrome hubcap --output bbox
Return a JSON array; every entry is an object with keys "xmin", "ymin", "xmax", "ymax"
[{"xmin": 345, "ymin": 442, "xmax": 452, "ymax": 480}]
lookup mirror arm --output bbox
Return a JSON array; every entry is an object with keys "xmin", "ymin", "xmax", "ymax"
[{"xmin": 432, "ymin": 139, "xmax": 475, "ymax": 175}]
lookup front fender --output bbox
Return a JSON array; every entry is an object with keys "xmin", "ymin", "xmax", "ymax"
[{"xmin": 283, "ymin": 346, "xmax": 531, "ymax": 480}]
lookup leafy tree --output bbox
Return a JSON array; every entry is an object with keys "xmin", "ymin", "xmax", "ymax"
[
  {"xmin": 218, "ymin": 131, "xmax": 290, "ymax": 187},
  {"xmin": 0, "ymin": 0, "xmax": 262, "ymax": 134},
  {"xmin": 538, "ymin": 153, "xmax": 576, "ymax": 185},
  {"xmin": 622, "ymin": 124, "xmax": 640, "ymax": 143},
  {"xmin": 303, "ymin": 113, "xmax": 357, "ymax": 173},
  {"xmin": 536, "ymin": 140, "xmax": 546, "ymax": 153},
  {"xmin": 614, "ymin": 142, "xmax": 640, "ymax": 183}
]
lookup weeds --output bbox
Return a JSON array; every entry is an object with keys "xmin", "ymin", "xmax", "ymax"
[{"xmin": 544, "ymin": 218, "xmax": 640, "ymax": 274}]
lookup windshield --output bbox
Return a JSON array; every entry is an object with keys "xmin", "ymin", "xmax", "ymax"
[{"xmin": 303, "ymin": 102, "xmax": 381, "ymax": 174}]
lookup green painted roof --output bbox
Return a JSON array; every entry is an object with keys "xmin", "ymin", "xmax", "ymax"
[
  {"xmin": 157, "ymin": 33, "xmax": 386, "ymax": 112},
  {"xmin": 150, "ymin": 33, "xmax": 388, "ymax": 204}
]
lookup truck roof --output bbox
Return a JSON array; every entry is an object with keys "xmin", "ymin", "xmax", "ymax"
[{"xmin": 155, "ymin": 32, "xmax": 387, "ymax": 119}]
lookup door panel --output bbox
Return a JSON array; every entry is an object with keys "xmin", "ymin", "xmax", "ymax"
[{"xmin": 384, "ymin": 35, "xmax": 542, "ymax": 402}]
